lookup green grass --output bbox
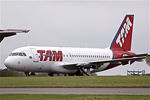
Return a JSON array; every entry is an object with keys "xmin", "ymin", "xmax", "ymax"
[
  {"xmin": 0, "ymin": 76, "xmax": 150, "ymax": 88},
  {"xmin": 0, "ymin": 94, "xmax": 150, "ymax": 100}
]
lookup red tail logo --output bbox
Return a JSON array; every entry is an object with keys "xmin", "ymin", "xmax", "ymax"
[{"xmin": 110, "ymin": 15, "xmax": 134, "ymax": 51}]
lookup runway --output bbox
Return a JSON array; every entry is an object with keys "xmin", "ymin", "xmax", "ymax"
[{"xmin": 0, "ymin": 88, "xmax": 150, "ymax": 95}]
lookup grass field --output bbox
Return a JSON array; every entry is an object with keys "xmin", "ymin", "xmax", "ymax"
[
  {"xmin": 0, "ymin": 94, "xmax": 150, "ymax": 100},
  {"xmin": 0, "ymin": 76, "xmax": 150, "ymax": 88}
]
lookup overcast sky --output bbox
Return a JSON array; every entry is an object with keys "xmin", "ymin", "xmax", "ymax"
[{"xmin": 0, "ymin": 0, "xmax": 150, "ymax": 75}]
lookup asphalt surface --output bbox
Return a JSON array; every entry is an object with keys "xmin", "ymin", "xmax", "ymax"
[{"xmin": 0, "ymin": 88, "xmax": 150, "ymax": 95}]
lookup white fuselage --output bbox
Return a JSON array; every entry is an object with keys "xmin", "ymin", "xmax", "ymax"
[{"xmin": 4, "ymin": 46, "xmax": 113, "ymax": 74}]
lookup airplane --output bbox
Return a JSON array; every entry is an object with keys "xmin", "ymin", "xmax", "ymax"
[
  {"xmin": 4, "ymin": 15, "xmax": 150, "ymax": 76},
  {"xmin": 0, "ymin": 29, "xmax": 29, "ymax": 42}
]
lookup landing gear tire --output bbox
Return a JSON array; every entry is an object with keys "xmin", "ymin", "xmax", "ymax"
[
  {"xmin": 75, "ymin": 68, "xmax": 84, "ymax": 76},
  {"xmin": 68, "ymin": 73, "xmax": 75, "ymax": 76},
  {"xmin": 48, "ymin": 73, "xmax": 54, "ymax": 76},
  {"xmin": 24, "ymin": 72, "xmax": 30, "ymax": 76},
  {"xmin": 30, "ymin": 72, "xmax": 35, "ymax": 76},
  {"xmin": 78, "ymin": 67, "xmax": 91, "ymax": 76}
]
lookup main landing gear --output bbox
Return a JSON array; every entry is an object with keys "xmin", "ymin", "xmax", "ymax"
[{"xmin": 76, "ymin": 67, "xmax": 91, "ymax": 76}]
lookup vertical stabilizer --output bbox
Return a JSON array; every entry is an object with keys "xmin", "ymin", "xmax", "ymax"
[{"xmin": 110, "ymin": 15, "xmax": 134, "ymax": 51}]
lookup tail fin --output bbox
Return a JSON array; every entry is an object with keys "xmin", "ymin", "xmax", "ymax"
[{"xmin": 110, "ymin": 15, "xmax": 134, "ymax": 51}]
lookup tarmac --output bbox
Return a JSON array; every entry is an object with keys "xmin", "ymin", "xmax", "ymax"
[{"xmin": 0, "ymin": 88, "xmax": 150, "ymax": 95}]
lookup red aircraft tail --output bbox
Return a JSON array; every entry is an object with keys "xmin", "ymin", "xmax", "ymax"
[{"xmin": 110, "ymin": 15, "xmax": 134, "ymax": 51}]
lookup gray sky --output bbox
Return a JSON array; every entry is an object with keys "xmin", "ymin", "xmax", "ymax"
[{"xmin": 0, "ymin": 0, "xmax": 150, "ymax": 75}]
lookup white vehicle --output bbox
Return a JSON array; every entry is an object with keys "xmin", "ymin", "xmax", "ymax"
[{"xmin": 4, "ymin": 15, "xmax": 150, "ymax": 76}]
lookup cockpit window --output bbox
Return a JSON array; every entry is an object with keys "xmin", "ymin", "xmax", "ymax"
[
  {"xmin": 22, "ymin": 53, "xmax": 27, "ymax": 56},
  {"xmin": 9, "ymin": 52, "xmax": 27, "ymax": 56}
]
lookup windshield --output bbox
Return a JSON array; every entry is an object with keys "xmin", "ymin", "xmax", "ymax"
[{"xmin": 9, "ymin": 52, "xmax": 27, "ymax": 56}]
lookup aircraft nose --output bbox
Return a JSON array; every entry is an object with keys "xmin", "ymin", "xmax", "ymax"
[
  {"xmin": 4, "ymin": 57, "xmax": 24, "ymax": 71},
  {"xmin": 4, "ymin": 57, "xmax": 13, "ymax": 69}
]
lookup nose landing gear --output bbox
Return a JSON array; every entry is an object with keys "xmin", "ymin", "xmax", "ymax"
[
  {"xmin": 24, "ymin": 72, "xmax": 35, "ymax": 76},
  {"xmin": 48, "ymin": 73, "xmax": 54, "ymax": 76}
]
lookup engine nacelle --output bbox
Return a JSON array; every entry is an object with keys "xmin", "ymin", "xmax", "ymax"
[{"xmin": 145, "ymin": 53, "xmax": 150, "ymax": 66}]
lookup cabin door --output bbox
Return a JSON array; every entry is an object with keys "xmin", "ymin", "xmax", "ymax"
[{"xmin": 30, "ymin": 48, "xmax": 39, "ymax": 62}]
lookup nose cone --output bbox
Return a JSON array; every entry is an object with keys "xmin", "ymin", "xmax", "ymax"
[
  {"xmin": 4, "ymin": 57, "xmax": 24, "ymax": 71},
  {"xmin": 4, "ymin": 57, "xmax": 12, "ymax": 69}
]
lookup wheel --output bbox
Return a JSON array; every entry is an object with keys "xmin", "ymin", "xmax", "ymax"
[
  {"xmin": 24, "ymin": 72, "xmax": 30, "ymax": 76},
  {"xmin": 48, "ymin": 73, "xmax": 54, "ymax": 76}
]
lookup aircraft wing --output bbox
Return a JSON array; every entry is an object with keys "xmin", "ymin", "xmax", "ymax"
[
  {"xmin": 63, "ymin": 53, "xmax": 149, "ymax": 70},
  {"xmin": 0, "ymin": 29, "xmax": 29, "ymax": 42}
]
